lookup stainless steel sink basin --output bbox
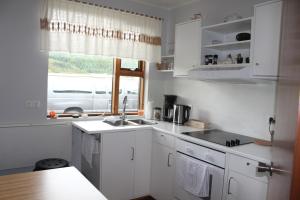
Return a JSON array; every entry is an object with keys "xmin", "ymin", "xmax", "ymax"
[
  {"xmin": 103, "ymin": 120, "xmax": 137, "ymax": 127},
  {"xmin": 103, "ymin": 119, "xmax": 157, "ymax": 126},
  {"xmin": 128, "ymin": 119, "xmax": 157, "ymax": 125}
]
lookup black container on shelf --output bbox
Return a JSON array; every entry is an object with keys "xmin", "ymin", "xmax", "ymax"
[
  {"xmin": 236, "ymin": 32, "xmax": 251, "ymax": 41},
  {"xmin": 213, "ymin": 55, "xmax": 218, "ymax": 65},
  {"xmin": 237, "ymin": 54, "xmax": 243, "ymax": 64}
]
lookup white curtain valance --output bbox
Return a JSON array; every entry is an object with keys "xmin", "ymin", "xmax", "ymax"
[{"xmin": 40, "ymin": 0, "xmax": 162, "ymax": 63}]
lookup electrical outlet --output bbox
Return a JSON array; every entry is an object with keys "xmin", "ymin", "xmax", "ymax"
[
  {"xmin": 25, "ymin": 100, "xmax": 41, "ymax": 109},
  {"xmin": 33, "ymin": 101, "xmax": 41, "ymax": 108},
  {"xmin": 25, "ymin": 100, "xmax": 33, "ymax": 108}
]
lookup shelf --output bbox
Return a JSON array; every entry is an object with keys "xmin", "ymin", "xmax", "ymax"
[
  {"xmin": 161, "ymin": 55, "xmax": 174, "ymax": 58},
  {"xmin": 204, "ymin": 40, "xmax": 251, "ymax": 51},
  {"xmin": 202, "ymin": 17, "xmax": 252, "ymax": 34},
  {"xmin": 191, "ymin": 64, "xmax": 252, "ymax": 71}
]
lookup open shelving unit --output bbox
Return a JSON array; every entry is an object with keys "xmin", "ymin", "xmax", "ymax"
[
  {"xmin": 157, "ymin": 54, "xmax": 174, "ymax": 72},
  {"xmin": 202, "ymin": 17, "xmax": 252, "ymax": 33},
  {"xmin": 194, "ymin": 63, "xmax": 251, "ymax": 71},
  {"xmin": 203, "ymin": 40, "xmax": 251, "ymax": 51},
  {"xmin": 200, "ymin": 17, "xmax": 253, "ymax": 71}
]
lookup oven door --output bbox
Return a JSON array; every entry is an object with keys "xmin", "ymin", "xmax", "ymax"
[{"xmin": 175, "ymin": 152, "xmax": 224, "ymax": 200}]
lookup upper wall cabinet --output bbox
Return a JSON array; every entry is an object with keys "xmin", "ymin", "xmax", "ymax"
[
  {"xmin": 174, "ymin": 19, "xmax": 202, "ymax": 77},
  {"xmin": 252, "ymin": 0, "xmax": 282, "ymax": 78}
]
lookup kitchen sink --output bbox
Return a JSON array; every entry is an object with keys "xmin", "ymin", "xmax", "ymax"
[
  {"xmin": 128, "ymin": 119, "xmax": 157, "ymax": 125},
  {"xmin": 103, "ymin": 119, "xmax": 157, "ymax": 127},
  {"xmin": 103, "ymin": 120, "xmax": 137, "ymax": 126}
]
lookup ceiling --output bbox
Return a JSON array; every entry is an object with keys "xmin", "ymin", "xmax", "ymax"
[{"xmin": 130, "ymin": 0, "xmax": 198, "ymax": 9}]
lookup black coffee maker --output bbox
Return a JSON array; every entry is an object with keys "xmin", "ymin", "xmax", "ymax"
[{"xmin": 163, "ymin": 95, "xmax": 177, "ymax": 122}]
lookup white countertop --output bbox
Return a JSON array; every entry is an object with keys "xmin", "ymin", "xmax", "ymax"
[{"xmin": 72, "ymin": 120, "xmax": 272, "ymax": 163}]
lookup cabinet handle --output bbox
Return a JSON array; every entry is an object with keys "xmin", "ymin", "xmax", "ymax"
[
  {"xmin": 131, "ymin": 147, "xmax": 135, "ymax": 161},
  {"xmin": 255, "ymin": 62, "xmax": 259, "ymax": 66},
  {"xmin": 167, "ymin": 153, "xmax": 172, "ymax": 167},
  {"xmin": 228, "ymin": 177, "xmax": 234, "ymax": 195}
]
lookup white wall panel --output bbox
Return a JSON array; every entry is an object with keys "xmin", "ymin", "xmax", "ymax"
[{"xmin": 0, "ymin": 123, "xmax": 72, "ymax": 170}]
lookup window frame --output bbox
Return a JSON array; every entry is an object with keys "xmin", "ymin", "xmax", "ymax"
[
  {"xmin": 111, "ymin": 58, "xmax": 145, "ymax": 115},
  {"xmin": 47, "ymin": 56, "xmax": 145, "ymax": 118}
]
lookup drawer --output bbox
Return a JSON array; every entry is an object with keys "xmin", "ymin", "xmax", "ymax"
[
  {"xmin": 176, "ymin": 139, "xmax": 225, "ymax": 168},
  {"xmin": 228, "ymin": 154, "xmax": 269, "ymax": 183},
  {"xmin": 152, "ymin": 130, "xmax": 175, "ymax": 148}
]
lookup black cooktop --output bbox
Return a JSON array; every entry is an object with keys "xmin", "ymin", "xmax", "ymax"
[{"xmin": 181, "ymin": 129, "xmax": 255, "ymax": 147}]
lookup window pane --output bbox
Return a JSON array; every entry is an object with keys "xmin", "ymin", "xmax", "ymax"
[
  {"xmin": 118, "ymin": 77, "xmax": 140, "ymax": 112},
  {"xmin": 121, "ymin": 58, "xmax": 139, "ymax": 70},
  {"xmin": 48, "ymin": 52, "xmax": 113, "ymax": 114}
]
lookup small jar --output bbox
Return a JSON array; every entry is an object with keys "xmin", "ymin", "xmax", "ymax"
[
  {"xmin": 213, "ymin": 55, "xmax": 218, "ymax": 65},
  {"xmin": 205, "ymin": 55, "xmax": 209, "ymax": 65},
  {"xmin": 153, "ymin": 107, "xmax": 162, "ymax": 121}
]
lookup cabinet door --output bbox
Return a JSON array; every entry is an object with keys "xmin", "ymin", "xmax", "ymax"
[
  {"xmin": 101, "ymin": 131, "xmax": 135, "ymax": 200},
  {"xmin": 150, "ymin": 142, "xmax": 175, "ymax": 200},
  {"xmin": 253, "ymin": 1, "xmax": 282, "ymax": 77},
  {"xmin": 133, "ymin": 129, "xmax": 152, "ymax": 198},
  {"xmin": 226, "ymin": 170, "xmax": 268, "ymax": 200},
  {"xmin": 174, "ymin": 19, "xmax": 201, "ymax": 77}
]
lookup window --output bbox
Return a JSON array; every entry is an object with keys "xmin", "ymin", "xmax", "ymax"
[{"xmin": 47, "ymin": 52, "xmax": 145, "ymax": 116}]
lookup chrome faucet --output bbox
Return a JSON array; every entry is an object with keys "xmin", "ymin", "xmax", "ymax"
[{"xmin": 120, "ymin": 96, "xmax": 128, "ymax": 121}]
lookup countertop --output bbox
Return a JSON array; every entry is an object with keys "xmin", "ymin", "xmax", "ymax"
[
  {"xmin": 0, "ymin": 167, "xmax": 107, "ymax": 200},
  {"xmin": 72, "ymin": 120, "xmax": 272, "ymax": 163}
]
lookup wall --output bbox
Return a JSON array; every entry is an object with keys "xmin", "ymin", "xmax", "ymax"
[
  {"xmin": 0, "ymin": 0, "xmax": 168, "ymax": 171},
  {"xmin": 164, "ymin": 79, "xmax": 276, "ymax": 140},
  {"xmin": 161, "ymin": 0, "xmax": 275, "ymax": 140}
]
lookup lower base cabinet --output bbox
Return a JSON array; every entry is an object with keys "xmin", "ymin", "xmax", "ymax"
[
  {"xmin": 223, "ymin": 154, "xmax": 269, "ymax": 200},
  {"xmin": 101, "ymin": 129, "xmax": 152, "ymax": 200},
  {"xmin": 150, "ymin": 131, "xmax": 175, "ymax": 200},
  {"xmin": 226, "ymin": 170, "xmax": 268, "ymax": 200}
]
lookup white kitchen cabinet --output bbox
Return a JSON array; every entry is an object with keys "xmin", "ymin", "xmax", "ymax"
[
  {"xmin": 252, "ymin": 0, "xmax": 282, "ymax": 78},
  {"xmin": 223, "ymin": 154, "xmax": 269, "ymax": 200},
  {"xmin": 174, "ymin": 19, "xmax": 202, "ymax": 77},
  {"xmin": 101, "ymin": 129, "xmax": 152, "ymax": 200},
  {"xmin": 226, "ymin": 170, "xmax": 268, "ymax": 200},
  {"xmin": 133, "ymin": 129, "xmax": 152, "ymax": 198},
  {"xmin": 101, "ymin": 131, "xmax": 135, "ymax": 200},
  {"xmin": 150, "ymin": 131, "xmax": 175, "ymax": 200}
]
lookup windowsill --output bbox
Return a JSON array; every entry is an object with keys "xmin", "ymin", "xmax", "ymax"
[{"xmin": 47, "ymin": 114, "xmax": 142, "ymax": 122}]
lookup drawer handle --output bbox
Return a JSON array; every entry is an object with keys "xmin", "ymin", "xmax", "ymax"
[
  {"xmin": 228, "ymin": 177, "xmax": 234, "ymax": 195},
  {"xmin": 131, "ymin": 147, "xmax": 135, "ymax": 161},
  {"xmin": 167, "ymin": 153, "xmax": 172, "ymax": 167}
]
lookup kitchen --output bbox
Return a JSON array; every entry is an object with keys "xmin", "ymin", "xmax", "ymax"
[{"xmin": 0, "ymin": 0, "xmax": 300, "ymax": 200}]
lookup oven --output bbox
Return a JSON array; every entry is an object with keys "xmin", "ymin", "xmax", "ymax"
[{"xmin": 175, "ymin": 139, "xmax": 225, "ymax": 200}]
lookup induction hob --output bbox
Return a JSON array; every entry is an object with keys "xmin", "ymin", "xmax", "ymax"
[{"xmin": 181, "ymin": 129, "xmax": 255, "ymax": 147}]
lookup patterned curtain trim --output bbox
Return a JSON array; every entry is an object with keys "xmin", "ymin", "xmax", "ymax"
[{"xmin": 40, "ymin": 18, "xmax": 161, "ymax": 46}]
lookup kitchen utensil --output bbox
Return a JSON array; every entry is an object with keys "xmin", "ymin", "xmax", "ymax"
[
  {"xmin": 163, "ymin": 95, "xmax": 177, "ymax": 122},
  {"xmin": 173, "ymin": 104, "xmax": 191, "ymax": 125}
]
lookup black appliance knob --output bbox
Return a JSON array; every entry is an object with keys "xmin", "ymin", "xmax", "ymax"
[
  {"xmin": 236, "ymin": 139, "xmax": 240, "ymax": 145},
  {"xmin": 226, "ymin": 141, "xmax": 231, "ymax": 147},
  {"xmin": 231, "ymin": 140, "xmax": 236, "ymax": 146}
]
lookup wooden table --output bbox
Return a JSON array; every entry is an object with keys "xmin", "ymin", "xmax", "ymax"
[{"xmin": 0, "ymin": 167, "xmax": 107, "ymax": 200}]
